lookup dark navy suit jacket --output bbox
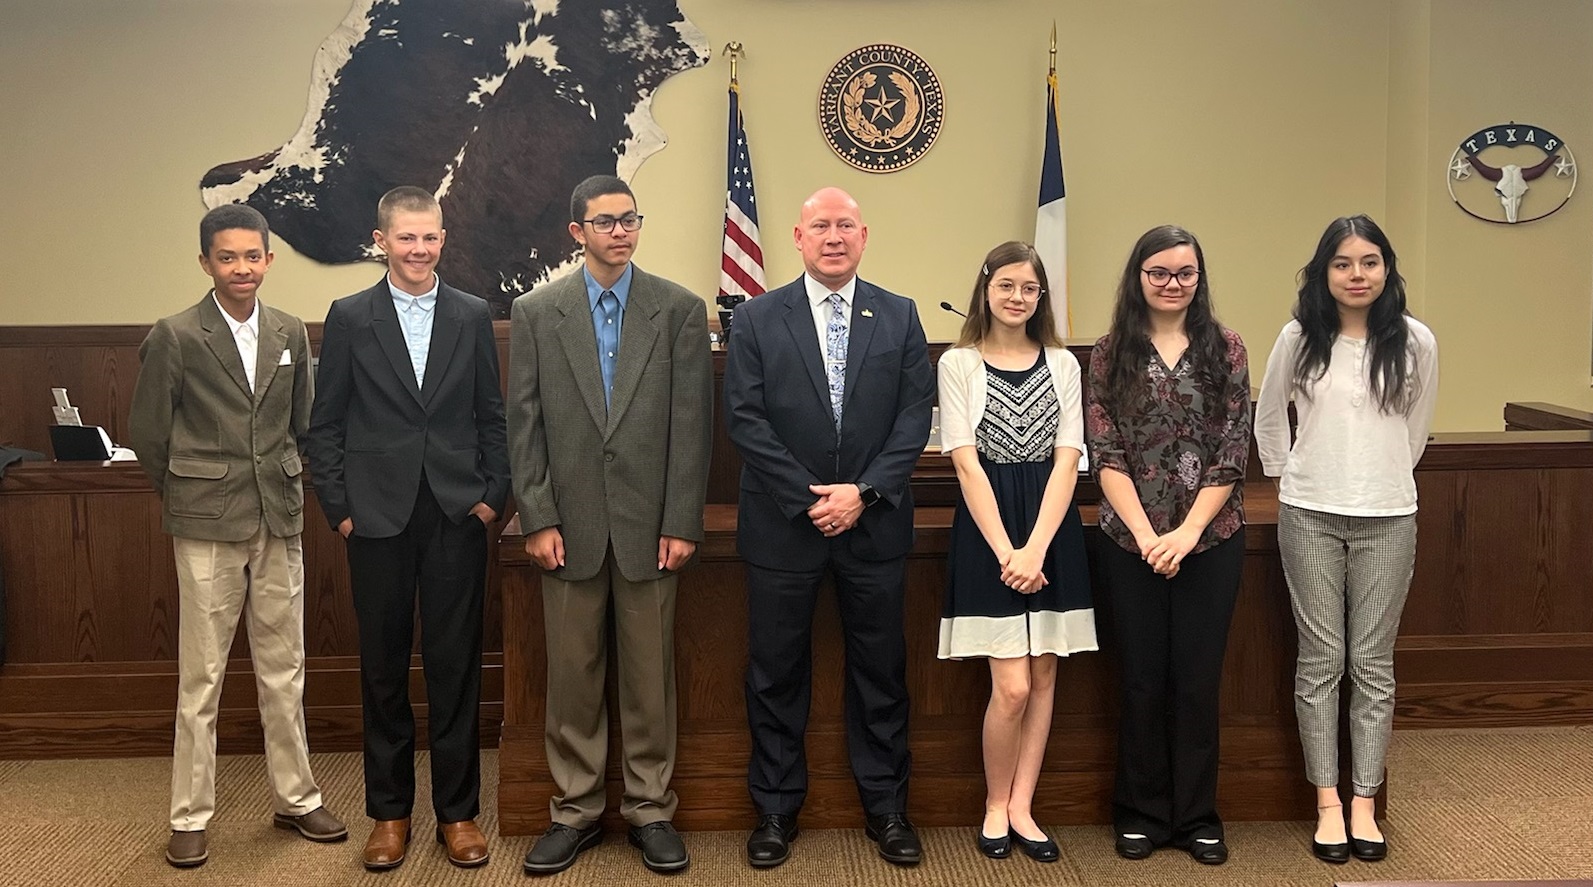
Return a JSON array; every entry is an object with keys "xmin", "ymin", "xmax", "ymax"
[{"xmin": 723, "ymin": 276, "xmax": 934, "ymax": 570}]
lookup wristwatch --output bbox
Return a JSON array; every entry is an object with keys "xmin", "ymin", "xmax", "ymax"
[{"xmin": 856, "ymin": 482, "xmax": 882, "ymax": 508}]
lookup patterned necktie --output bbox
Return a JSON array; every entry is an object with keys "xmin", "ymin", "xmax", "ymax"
[
  {"xmin": 826, "ymin": 292, "xmax": 848, "ymax": 429},
  {"xmin": 597, "ymin": 290, "xmax": 619, "ymax": 409}
]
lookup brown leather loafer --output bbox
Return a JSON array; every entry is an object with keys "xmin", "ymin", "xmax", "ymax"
[
  {"xmin": 273, "ymin": 806, "xmax": 349, "ymax": 842},
  {"xmin": 362, "ymin": 818, "xmax": 411, "ymax": 871},
  {"xmin": 166, "ymin": 830, "xmax": 208, "ymax": 868},
  {"xmin": 437, "ymin": 819, "xmax": 490, "ymax": 868}
]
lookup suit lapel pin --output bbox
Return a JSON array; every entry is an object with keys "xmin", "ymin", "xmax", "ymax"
[{"xmin": 860, "ymin": 308, "xmax": 874, "ymax": 318}]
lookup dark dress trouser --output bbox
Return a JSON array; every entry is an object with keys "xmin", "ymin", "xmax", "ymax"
[
  {"xmin": 1099, "ymin": 531, "xmax": 1243, "ymax": 846},
  {"xmin": 744, "ymin": 540, "xmax": 912, "ymax": 818},
  {"xmin": 347, "ymin": 473, "xmax": 486, "ymax": 823}
]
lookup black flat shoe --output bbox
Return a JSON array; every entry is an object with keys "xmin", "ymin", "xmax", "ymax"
[
  {"xmin": 976, "ymin": 830, "xmax": 1011, "ymax": 859},
  {"xmin": 1188, "ymin": 838, "xmax": 1228, "ymax": 865},
  {"xmin": 1312, "ymin": 839, "xmax": 1350, "ymax": 864},
  {"xmin": 746, "ymin": 814, "xmax": 798, "ymax": 868},
  {"xmin": 1350, "ymin": 836, "xmax": 1387, "ymax": 861},
  {"xmin": 1114, "ymin": 834, "xmax": 1154, "ymax": 860},
  {"xmin": 1010, "ymin": 828, "xmax": 1059, "ymax": 862}
]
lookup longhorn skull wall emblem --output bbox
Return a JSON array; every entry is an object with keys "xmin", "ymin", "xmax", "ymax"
[{"xmin": 1448, "ymin": 123, "xmax": 1577, "ymax": 225}]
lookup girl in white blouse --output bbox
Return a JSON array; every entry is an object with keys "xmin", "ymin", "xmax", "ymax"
[{"xmin": 1254, "ymin": 215, "xmax": 1438, "ymax": 865}]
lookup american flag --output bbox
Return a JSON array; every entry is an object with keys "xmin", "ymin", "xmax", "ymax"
[{"xmin": 719, "ymin": 83, "xmax": 766, "ymax": 299}]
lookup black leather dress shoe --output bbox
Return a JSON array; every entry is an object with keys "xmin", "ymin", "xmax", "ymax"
[
  {"xmin": 1312, "ymin": 838, "xmax": 1351, "ymax": 864},
  {"xmin": 865, "ymin": 814, "xmax": 922, "ymax": 866},
  {"xmin": 1188, "ymin": 838, "xmax": 1229, "ymax": 865},
  {"xmin": 1010, "ymin": 828, "xmax": 1059, "ymax": 862},
  {"xmin": 523, "ymin": 822, "xmax": 602, "ymax": 875},
  {"xmin": 1350, "ymin": 836, "xmax": 1387, "ymax": 861},
  {"xmin": 629, "ymin": 821, "xmax": 689, "ymax": 873},
  {"xmin": 1114, "ymin": 834, "xmax": 1154, "ymax": 860},
  {"xmin": 976, "ymin": 830, "xmax": 1011, "ymax": 859},
  {"xmin": 746, "ymin": 814, "xmax": 798, "ymax": 868}
]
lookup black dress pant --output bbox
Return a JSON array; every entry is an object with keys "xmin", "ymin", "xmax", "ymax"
[
  {"xmin": 744, "ymin": 544, "xmax": 911, "ymax": 818},
  {"xmin": 347, "ymin": 473, "xmax": 486, "ymax": 822},
  {"xmin": 1100, "ymin": 532, "xmax": 1243, "ymax": 845}
]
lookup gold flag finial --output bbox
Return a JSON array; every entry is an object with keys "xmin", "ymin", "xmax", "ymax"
[
  {"xmin": 724, "ymin": 42, "xmax": 744, "ymax": 86},
  {"xmin": 1049, "ymin": 22, "xmax": 1057, "ymax": 75}
]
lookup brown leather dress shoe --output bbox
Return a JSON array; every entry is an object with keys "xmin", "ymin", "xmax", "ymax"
[
  {"xmin": 273, "ymin": 806, "xmax": 349, "ymax": 842},
  {"xmin": 362, "ymin": 818, "xmax": 411, "ymax": 871},
  {"xmin": 437, "ymin": 819, "xmax": 490, "ymax": 868},
  {"xmin": 166, "ymin": 830, "xmax": 208, "ymax": 868}
]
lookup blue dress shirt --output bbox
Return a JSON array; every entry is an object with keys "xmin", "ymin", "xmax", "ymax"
[
  {"xmin": 584, "ymin": 265, "xmax": 632, "ymax": 409},
  {"xmin": 388, "ymin": 274, "xmax": 439, "ymax": 388}
]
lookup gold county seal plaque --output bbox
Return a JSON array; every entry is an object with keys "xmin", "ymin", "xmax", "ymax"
[{"xmin": 818, "ymin": 44, "xmax": 945, "ymax": 173}]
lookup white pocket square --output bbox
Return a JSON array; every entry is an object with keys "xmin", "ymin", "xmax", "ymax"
[{"xmin": 278, "ymin": 349, "xmax": 293, "ymax": 366}]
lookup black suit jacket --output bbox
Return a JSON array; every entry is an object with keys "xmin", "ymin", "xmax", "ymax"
[
  {"xmin": 307, "ymin": 277, "xmax": 510, "ymax": 538},
  {"xmin": 723, "ymin": 276, "xmax": 934, "ymax": 570}
]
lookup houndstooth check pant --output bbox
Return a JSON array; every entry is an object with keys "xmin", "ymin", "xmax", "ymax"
[{"xmin": 1278, "ymin": 503, "xmax": 1417, "ymax": 797}]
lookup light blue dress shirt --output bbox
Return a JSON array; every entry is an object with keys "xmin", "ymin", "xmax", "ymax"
[
  {"xmin": 388, "ymin": 274, "xmax": 439, "ymax": 388},
  {"xmin": 584, "ymin": 265, "xmax": 632, "ymax": 409}
]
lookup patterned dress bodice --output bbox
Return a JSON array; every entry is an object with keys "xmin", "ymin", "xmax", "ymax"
[{"xmin": 975, "ymin": 358, "xmax": 1059, "ymax": 464}]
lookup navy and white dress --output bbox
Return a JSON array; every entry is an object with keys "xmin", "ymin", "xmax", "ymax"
[{"xmin": 936, "ymin": 346, "xmax": 1097, "ymax": 659}]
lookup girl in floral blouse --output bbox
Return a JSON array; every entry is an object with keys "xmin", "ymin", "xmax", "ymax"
[{"xmin": 1085, "ymin": 224, "xmax": 1251, "ymax": 866}]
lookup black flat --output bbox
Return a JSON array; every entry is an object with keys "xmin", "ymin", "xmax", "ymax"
[
  {"xmin": 1010, "ymin": 828, "xmax": 1059, "ymax": 862},
  {"xmin": 1114, "ymin": 834, "xmax": 1154, "ymax": 860},
  {"xmin": 1188, "ymin": 838, "xmax": 1228, "ymax": 865},
  {"xmin": 976, "ymin": 830, "xmax": 1011, "ymax": 859},
  {"xmin": 1350, "ymin": 836, "xmax": 1387, "ymax": 861},
  {"xmin": 1312, "ymin": 839, "xmax": 1350, "ymax": 864}
]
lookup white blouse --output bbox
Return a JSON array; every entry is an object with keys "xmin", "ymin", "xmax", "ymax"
[
  {"xmin": 1254, "ymin": 318, "xmax": 1439, "ymax": 517},
  {"xmin": 937, "ymin": 345, "xmax": 1085, "ymax": 456}
]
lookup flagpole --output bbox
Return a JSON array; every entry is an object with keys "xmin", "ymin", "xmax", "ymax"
[
  {"xmin": 1049, "ymin": 21, "xmax": 1057, "ymax": 76},
  {"xmin": 724, "ymin": 41, "xmax": 743, "ymax": 89}
]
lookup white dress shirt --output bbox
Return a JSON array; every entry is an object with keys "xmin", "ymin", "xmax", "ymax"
[
  {"xmin": 803, "ymin": 272, "xmax": 856, "ymax": 364},
  {"xmin": 213, "ymin": 292, "xmax": 261, "ymax": 393},
  {"xmin": 1254, "ymin": 317, "xmax": 1439, "ymax": 517}
]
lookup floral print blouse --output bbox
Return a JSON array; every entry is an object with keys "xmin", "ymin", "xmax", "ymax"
[{"xmin": 1085, "ymin": 329, "xmax": 1251, "ymax": 556}]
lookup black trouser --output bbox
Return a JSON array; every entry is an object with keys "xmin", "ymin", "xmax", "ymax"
[
  {"xmin": 1099, "ymin": 532, "xmax": 1243, "ymax": 845},
  {"xmin": 744, "ymin": 547, "xmax": 911, "ymax": 818},
  {"xmin": 347, "ymin": 473, "xmax": 486, "ymax": 822}
]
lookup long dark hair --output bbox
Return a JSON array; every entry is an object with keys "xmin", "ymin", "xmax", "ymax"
[
  {"xmin": 1292, "ymin": 215, "xmax": 1417, "ymax": 414},
  {"xmin": 1100, "ymin": 224, "xmax": 1230, "ymax": 416},
  {"xmin": 954, "ymin": 240, "xmax": 1065, "ymax": 349}
]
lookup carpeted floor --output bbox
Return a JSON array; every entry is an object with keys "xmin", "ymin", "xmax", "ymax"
[{"xmin": 1, "ymin": 725, "xmax": 1590, "ymax": 886}]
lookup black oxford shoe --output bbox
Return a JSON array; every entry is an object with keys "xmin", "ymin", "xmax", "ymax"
[
  {"xmin": 629, "ymin": 821, "xmax": 689, "ymax": 873},
  {"xmin": 746, "ymin": 814, "xmax": 798, "ymax": 868},
  {"xmin": 865, "ymin": 813, "xmax": 922, "ymax": 866},
  {"xmin": 523, "ymin": 822, "xmax": 602, "ymax": 875}
]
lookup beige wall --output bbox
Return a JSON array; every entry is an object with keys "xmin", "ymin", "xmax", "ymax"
[{"xmin": 0, "ymin": 0, "xmax": 1588, "ymax": 429}]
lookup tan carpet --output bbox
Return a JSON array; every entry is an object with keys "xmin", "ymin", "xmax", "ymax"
[{"xmin": 1, "ymin": 725, "xmax": 1589, "ymax": 886}]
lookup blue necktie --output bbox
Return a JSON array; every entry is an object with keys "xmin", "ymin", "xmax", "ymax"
[
  {"xmin": 826, "ymin": 292, "xmax": 848, "ymax": 429},
  {"xmin": 597, "ymin": 290, "xmax": 619, "ymax": 409}
]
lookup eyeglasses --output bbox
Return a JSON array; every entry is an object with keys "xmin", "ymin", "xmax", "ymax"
[
  {"xmin": 1141, "ymin": 267, "xmax": 1200, "ymax": 287},
  {"xmin": 578, "ymin": 213, "xmax": 644, "ymax": 234},
  {"xmin": 989, "ymin": 280, "xmax": 1044, "ymax": 302}
]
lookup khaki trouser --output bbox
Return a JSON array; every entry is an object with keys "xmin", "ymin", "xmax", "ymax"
[{"xmin": 169, "ymin": 526, "xmax": 322, "ymax": 830}]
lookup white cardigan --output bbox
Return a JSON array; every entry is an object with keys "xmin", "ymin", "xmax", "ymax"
[{"xmin": 936, "ymin": 345, "xmax": 1085, "ymax": 456}]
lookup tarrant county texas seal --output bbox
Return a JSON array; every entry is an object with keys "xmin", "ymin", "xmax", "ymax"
[{"xmin": 818, "ymin": 44, "xmax": 945, "ymax": 174}]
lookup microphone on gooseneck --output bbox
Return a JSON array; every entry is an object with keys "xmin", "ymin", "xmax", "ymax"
[{"xmin": 939, "ymin": 301, "xmax": 966, "ymax": 318}]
